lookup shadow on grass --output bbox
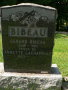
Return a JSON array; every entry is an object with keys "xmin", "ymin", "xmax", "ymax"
[{"xmin": 55, "ymin": 33, "xmax": 68, "ymax": 39}]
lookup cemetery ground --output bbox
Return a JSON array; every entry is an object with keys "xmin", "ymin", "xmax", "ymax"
[{"xmin": 0, "ymin": 33, "xmax": 68, "ymax": 76}]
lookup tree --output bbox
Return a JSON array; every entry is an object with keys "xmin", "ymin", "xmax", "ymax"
[{"xmin": 0, "ymin": 0, "xmax": 17, "ymax": 6}]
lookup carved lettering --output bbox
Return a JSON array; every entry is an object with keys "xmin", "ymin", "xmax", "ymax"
[{"xmin": 9, "ymin": 27, "xmax": 48, "ymax": 37}]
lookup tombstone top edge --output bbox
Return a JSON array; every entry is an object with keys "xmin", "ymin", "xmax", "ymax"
[{"xmin": 0, "ymin": 3, "xmax": 56, "ymax": 11}]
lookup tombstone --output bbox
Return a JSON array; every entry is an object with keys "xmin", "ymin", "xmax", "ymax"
[{"xmin": 1, "ymin": 3, "xmax": 57, "ymax": 73}]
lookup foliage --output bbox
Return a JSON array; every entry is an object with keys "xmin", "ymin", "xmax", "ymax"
[
  {"xmin": 48, "ymin": 0, "xmax": 68, "ymax": 31},
  {"xmin": 28, "ymin": 83, "xmax": 39, "ymax": 90},
  {"xmin": 0, "ymin": 0, "xmax": 17, "ymax": 6}
]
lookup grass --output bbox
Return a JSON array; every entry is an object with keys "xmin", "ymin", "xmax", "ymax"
[
  {"xmin": 52, "ymin": 33, "xmax": 68, "ymax": 76},
  {"xmin": 0, "ymin": 33, "xmax": 68, "ymax": 76}
]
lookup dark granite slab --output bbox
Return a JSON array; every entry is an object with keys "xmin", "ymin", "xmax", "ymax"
[{"xmin": 1, "ymin": 3, "xmax": 57, "ymax": 72}]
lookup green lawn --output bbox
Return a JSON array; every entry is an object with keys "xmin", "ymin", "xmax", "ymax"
[
  {"xmin": 52, "ymin": 33, "xmax": 68, "ymax": 76},
  {"xmin": 0, "ymin": 33, "xmax": 68, "ymax": 76}
]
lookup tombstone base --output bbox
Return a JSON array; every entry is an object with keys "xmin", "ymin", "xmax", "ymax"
[{"xmin": 0, "ymin": 63, "xmax": 62, "ymax": 90}]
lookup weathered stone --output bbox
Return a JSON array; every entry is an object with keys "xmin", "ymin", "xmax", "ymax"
[{"xmin": 0, "ymin": 63, "xmax": 62, "ymax": 90}]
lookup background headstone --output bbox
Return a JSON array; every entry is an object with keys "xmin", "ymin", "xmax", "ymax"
[{"xmin": 1, "ymin": 3, "xmax": 57, "ymax": 72}]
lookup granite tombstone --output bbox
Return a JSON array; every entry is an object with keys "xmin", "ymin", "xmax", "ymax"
[{"xmin": 1, "ymin": 3, "xmax": 57, "ymax": 73}]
